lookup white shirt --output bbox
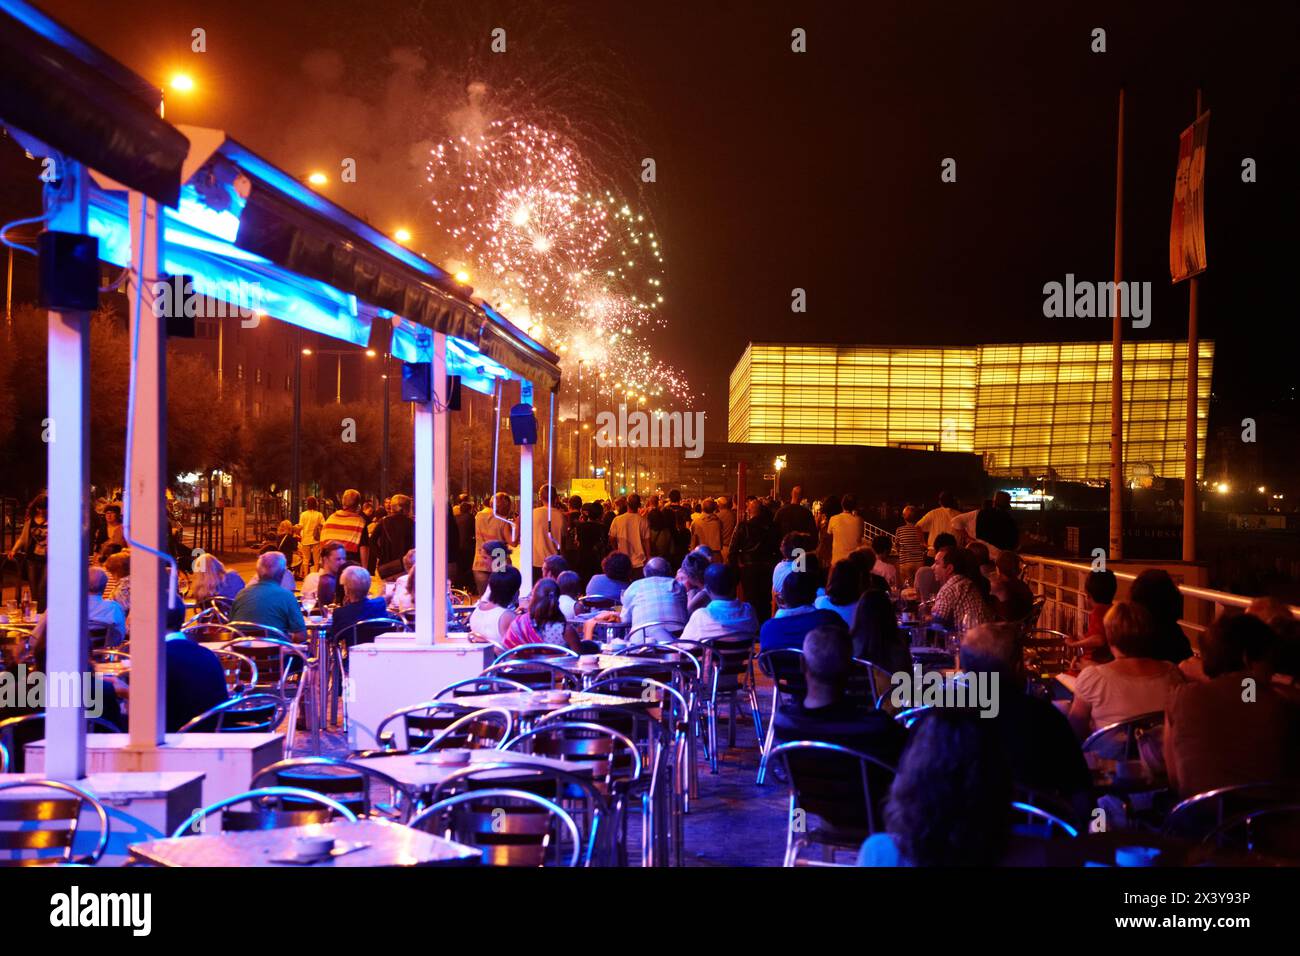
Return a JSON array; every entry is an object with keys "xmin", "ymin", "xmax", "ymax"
[
  {"xmin": 917, "ymin": 506, "xmax": 962, "ymax": 547},
  {"xmin": 827, "ymin": 512, "xmax": 864, "ymax": 565},
  {"xmin": 609, "ymin": 511, "xmax": 650, "ymax": 568},
  {"xmin": 385, "ymin": 573, "xmax": 414, "ymax": 612},
  {"xmin": 298, "ymin": 509, "xmax": 325, "ymax": 545},
  {"xmin": 873, "ymin": 559, "xmax": 899, "ymax": 589},
  {"xmin": 532, "ymin": 505, "xmax": 565, "ymax": 567},
  {"xmin": 680, "ymin": 599, "xmax": 759, "ymax": 642},
  {"xmin": 948, "ymin": 509, "xmax": 980, "ymax": 545}
]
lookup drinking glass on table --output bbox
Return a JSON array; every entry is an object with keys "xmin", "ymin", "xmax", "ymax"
[{"xmin": 302, "ymin": 596, "xmax": 317, "ymax": 619}]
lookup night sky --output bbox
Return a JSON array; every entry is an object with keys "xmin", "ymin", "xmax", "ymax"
[{"xmin": 15, "ymin": 0, "xmax": 1300, "ymax": 471}]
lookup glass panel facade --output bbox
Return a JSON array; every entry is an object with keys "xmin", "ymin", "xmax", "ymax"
[{"xmin": 727, "ymin": 340, "xmax": 1214, "ymax": 480}]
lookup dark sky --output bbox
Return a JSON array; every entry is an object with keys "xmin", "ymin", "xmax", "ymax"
[{"xmin": 22, "ymin": 0, "xmax": 1300, "ymax": 446}]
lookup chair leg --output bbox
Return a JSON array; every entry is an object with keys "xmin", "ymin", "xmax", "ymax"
[
  {"xmin": 748, "ymin": 683, "xmax": 763, "ymax": 742},
  {"xmin": 727, "ymin": 692, "xmax": 737, "ymax": 748},
  {"xmin": 756, "ymin": 700, "xmax": 779, "ymax": 785},
  {"xmin": 707, "ymin": 700, "xmax": 719, "ymax": 774}
]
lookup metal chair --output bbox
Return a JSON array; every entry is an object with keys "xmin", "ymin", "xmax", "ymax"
[
  {"xmin": 178, "ymin": 693, "xmax": 287, "ymax": 733},
  {"xmin": 0, "ymin": 713, "xmax": 122, "ymax": 773},
  {"xmin": 210, "ymin": 648, "xmax": 259, "ymax": 697},
  {"xmin": 700, "ymin": 632, "xmax": 761, "ymax": 772},
  {"xmin": 1010, "ymin": 800, "xmax": 1080, "ymax": 838},
  {"xmin": 180, "ymin": 621, "xmax": 245, "ymax": 644},
  {"xmin": 0, "ymin": 741, "xmax": 7, "ymax": 773},
  {"xmin": 187, "ymin": 596, "xmax": 233, "ymax": 624},
  {"xmin": 481, "ymin": 660, "xmax": 581, "ymax": 691},
  {"xmin": 576, "ymin": 594, "xmax": 620, "ymax": 614},
  {"xmin": 416, "ymin": 707, "xmax": 516, "ymax": 753},
  {"xmin": 1081, "ymin": 710, "xmax": 1165, "ymax": 762},
  {"xmin": 851, "ymin": 657, "xmax": 895, "ymax": 710},
  {"xmin": 410, "ymin": 788, "xmax": 582, "ymax": 867},
  {"xmin": 90, "ymin": 647, "xmax": 131, "ymax": 665},
  {"xmin": 0, "ymin": 779, "xmax": 111, "ymax": 866},
  {"xmin": 433, "ymin": 675, "xmax": 532, "ymax": 700},
  {"xmin": 364, "ymin": 699, "xmax": 474, "ymax": 754},
  {"xmin": 87, "ymin": 624, "xmax": 111, "ymax": 650},
  {"xmin": 216, "ymin": 636, "xmax": 310, "ymax": 752},
  {"xmin": 252, "ymin": 756, "xmax": 415, "ymax": 822},
  {"xmin": 893, "ymin": 705, "xmax": 934, "ymax": 729},
  {"xmin": 428, "ymin": 762, "xmax": 610, "ymax": 865},
  {"xmin": 769, "ymin": 739, "xmax": 897, "ymax": 866},
  {"xmin": 492, "ymin": 643, "xmax": 577, "ymax": 665},
  {"xmin": 1201, "ymin": 805, "xmax": 1300, "ymax": 859},
  {"xmin": 327, "ymin": 615, "xmax": 406, "ymax": 728},
  {"xmin": 755, "ymin": 648, "xmax": 806, "ymax": 785},
  {"xmin": 1022, "ymin": 627, "xmax": 1073, "ymax": 678},
  {"xmin": 1164, "ymin": 782, "xmax": 1300, "ymax": 847},
  {"xmin": 170, "ymin": 786, "xmax": 358, "ymax": 837},
  {"xmin": 625, "ymin": 620, "xmax": 685, "ymax": 645}
]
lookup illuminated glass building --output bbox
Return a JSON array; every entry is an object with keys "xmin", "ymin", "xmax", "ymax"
[{"xmin": 728, "ymin": 340, "xmax": 1215, "ymax": 481}]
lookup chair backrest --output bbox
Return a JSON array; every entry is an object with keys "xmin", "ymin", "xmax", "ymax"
[
  {"xmin": 372, "ymin": 699, "xmax": 473, "ymax": 753},
  {"xmin": 625, "ymin": 620, "xmax": 685, "ymax": 645},
  {"xmin": 181, "ymin": 621, "xmax": 247, "ymax": 644},
  {"xmin": 189, "ymin": 596, "xmax": 233, "ymax": 623},
  {"xmin": 433, "ymin": 675, "xmax": 532, "ymax": 699},
  {"xmin": 1022, "ymin": 628, "xmax": 1072, "ymax": 676},
  {"xmin": 893, "ymin": 705, "xmax": 933, "ymax": 729},
  {"xmin": 0, "ymin": 779, "xmax": 111, "ymax": 866},
  {"xmin": 210, "ymin": 649, "xmax": 259, "ymax": 696},
  {"xmin": 1081, "ymin": 710, "xmax": 1164, "ymax": 761},
  {"xmin": 850, "ymin": 658, "xmax": 894, "ymax": 710},
  {"xmin": 492, "ymin": 644, "xmax": 577, "ymax": 665},
  {"xmin": 481, "ymin": 660, "xmax": 580, "ymax": 691},
  {"xmin": 227, "ymin": 621, "xmax": 294, "ymax": 644},
  {"xmin": 418, "ymin": 707, "xmax": 515, "ymax": 753},
  {"xmin": 410, "ymin": 788, "xmax": 582, "ymax": 867},
  {"xmin": 1164, "ymin": 782, "xmax": 1300, "ymax": 844},
  {"xmin": 1010, "ymin": 800, "xmax": 1080, "ymax": 839},
  {"xmin": 171, "ymin": 786, "xmax": 358, "ymax": 837},
  {"xmin": 0, "ymin": 713, "xmax": 122, "ymax": 773},
  {"xmin": 1201, "ymin": 805, "xmax": 1300, "ymax": 859},
  {"xmin": 506, "ymin": 720, "xmax": 642, "ymax": 793},
  {"xmin": 334, "ymin": 616, "xmax": 406, "ymax": 647},
  {"xmin": 429, "ymin": 762, "xmax": 610, "ymax": 866},
  {"xmin": 621, "ymin": 643, "xmax": 702, "ymax": 682},
  {"xmin": 87, "ymin": 624, "xmax": 111, "ymax": 650},
  {"xmin": 770, "ymin": 739, "xmax": 897, "ymax": 836},
  {"xmin": 576, "ymin": 594, "xmax": 619, "ymax": 613},
  {"xmin": 178, "ymin": 693, "xmax": 286, "ymax": 733},
  {"xmin": 217, "ymin": 636, "xmax": 309, "ymax": 699},
  {"xmin": 585, "ymin": 676, "xmax": 690, "ymax": 748},
  {"xmin": 251, "ymin": 757, "xmax": 413, "ymax": 820}
]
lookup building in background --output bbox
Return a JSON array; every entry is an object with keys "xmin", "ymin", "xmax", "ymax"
[{"xmin": 728, "ymin": 340, "xmax": 1215, "ymax": 482}]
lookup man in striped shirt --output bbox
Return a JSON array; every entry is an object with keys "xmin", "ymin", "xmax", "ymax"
[
  {"xmin": 321, "ymin": 489, "xmax": 367, "ymax": 564},
  {"xmin": 893, "ymin": 506, "xmax": 928, "ymax": 587}
]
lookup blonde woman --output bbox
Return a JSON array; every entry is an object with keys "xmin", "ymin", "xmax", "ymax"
[{"xmin": 189, "ymin": 553, "xmax": 244, "ymax": 603}]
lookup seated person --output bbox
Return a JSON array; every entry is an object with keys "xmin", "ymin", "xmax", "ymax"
[
  {"xmin": 613, "ymin": 556, "xmax": 687, "ymax": 642},
  {"xmin": 960, "ymin": 623, "xmax": 1093, "ymax": 823},
  {"xmin": 86, "ymin": 566, "xmax": 128, "ymax": 647},
  {"xmin": 1165, "ymin": 611, "xmax": 1300, "ymax": 798},
  {"xmin": 1067, "ymin": 601, "xmax": 1184, "ymax": 741},
  {"xmin": 678, "ymin": 550, "xmax": 713, "ymax": 617},
  {"xmin": 1129, "ymin": 568, "xmax": 1193, "ymax": 664},
  {"xmin": 846, "ymin": 547, "xmax": 888, "ymax": 594},
  {"xmin": 912, "ymin": 533, "xmax": 955, "ymax": 603},
  {"xmin": 505, "ymin": 578, "xmax": 580, "ymax": 651},
  {"xmin": 1068, "ymin": 569, "xmax": 1117, "ymax": 663},
  {"xmin": 556, "ymin": 570, "xmax": 582, "ymax": 622},
  {"xmin": 760, "ymin": 571, "xmax": 843, "ymax": 653},
  {"xmin": 989, "ymin": 551, "xmax": 1034, "ymax": 624},
  {"xmin": 814, "ymin": 559, "xmax": 862, "ymax": 629},
  {"xmin": 772, "ymin": 532, "xmax": 816, "ymax": 603},
  {"xmin": 518, "ymin": 554, "xmax": 570, "ymax": 611},
  {"xmin": 851, "ymin": 589, "xmax": 912, "ymax": 675},
  {"xmin": 586, "ymin": 551, "xmax": 633, "ymax": 602},
  {"xmin": 302, "ymin": 542, "xmax": 348, "ymax": 608},
  {"xmin": 859, "ymin": 709, "xmax": 1012, "ymax": 866},
  {"xmin": 773, "ymin": 625, "xmax": 905, "ymax": 762},
  {"xmin": 468, "ymin": 567, "xmax": 520, "ymax": 647},
  {"xmin": 164, "ymin": 631, "xmax": 230, "ymax": 732},
  {"xmin": 870, "ymin": 535, "xmax": 899, "ymax": 590},
  {"xmin": 229, "ymin": 552, "xmax": 307, "ymax": 642},
  {"xmin": 329, "ymin": 566, "xmax": 389, "ymax": 646},
  {"xmin": 383, "ymin": 548, "xmax": 417, "ymax": 613},
  {"xmin": 680, "ymin": 563, "xmax": 759, "ymax": 642}
]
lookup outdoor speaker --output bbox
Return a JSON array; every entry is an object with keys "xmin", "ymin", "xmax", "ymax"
[
  {"xmin": 509, "ymin": 403, "xmax": 538, "ymax": 445},
  {"xmin": 37, "ymin": 231, "xmax": 99, "ymax": 311},
  {"xmin": 161, "ymin": 274, "xmax": 196, "ymax": 338},
  {"xmin": 446, "ymin": 374, "xmax": 462, "ymax": 411},
  {"xmin": 401, "ymin": 361, "xmax": 431, "ymax": 402}
]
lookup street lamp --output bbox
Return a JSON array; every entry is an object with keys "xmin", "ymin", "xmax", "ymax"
[
  {"xmin": 302, "ymin": 345, "xmax": 375, "ymax": 404},
  {"xmin": 394, "ymin": 228, "xmax": 412, "ymax": 244},
  {"xmin": 773, "ymin": 455, "xmax": 787, "ymax": 500}
]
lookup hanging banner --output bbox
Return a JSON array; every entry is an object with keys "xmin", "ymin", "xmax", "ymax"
[{"xmin": 1170, "ymin": 111, "xmax": 1210, "ymax": 283}]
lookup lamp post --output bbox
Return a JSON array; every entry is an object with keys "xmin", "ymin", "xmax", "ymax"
[
  {"xmin": 380, "ymin": 350, "xmax": 391, "ymax": 501},
  {"xmin": 773, "ymin": 455, "xmax": 786, "ymax": 500}
]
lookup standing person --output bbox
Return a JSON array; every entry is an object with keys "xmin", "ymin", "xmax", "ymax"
[
  {"xmin": 689, "ymin": 498, "xmax": 724, "ymax": 558},
  {"xmin": 532, "ymin": 484, "xmax": 566, "ymax": 582},
  {"xmin": 894, "ymin": 506, "xmax": 928, "ymax": 587},
  {"xmin": 608, "ymin": 493, "xmax": 651, "ymax": 579},
  {"xmin": 8, "ymin": 494, "xmax": 48, "ymax": 613},
  {"xmin": 94, "ymin": 502, "xmax": 127, "ymax": 559},
  {"xmin": 974, "ymin": 491, "xmax": 1019, "ymax": 558},
  {"xmin": 296, "ymin": 496, "xmax": 325, "ymax": 581},
  {"xmin": 730, "ymin": 497, "xmax": 780, "ymax": 624},
  {"xmin": 916, "ymin": 492, "xmax": 962, "ymax": 553},
  {"xmin": 361, "ymin": 500, "xmax": 381, "ymax": 573},
  {"xmin": 321, "ymin": 489, "xmax": 367, "ymax": 565},
  {"xmin": 574, "ymin": 502, "xmax": 608, "ymax": 590},
  {"xmin": 774, "ymin": 485, "xmax": 817, "ymax": 542},
  {"xmin": 473, "ymin": 492, "xmax": 517, "ymax": 596},
  {"xmin": 717, "ymin": 495, "xmax": 737, "ymax": 561},
  {"xmin": 453, "ymin": 494, "xmax": 476, "ymax": 591},
  {"xmin": 828, "ymin": 494, "xmax": 865, "ymax": 567},
  {"xmin": 646, "ymin": 494, "xmax": 675, "ymax": 560},
  {"xmin": 374, "ymin": 494, "xmax": 415, "ymax": 578}
]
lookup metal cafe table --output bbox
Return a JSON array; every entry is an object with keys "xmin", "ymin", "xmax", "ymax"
[
  {"xmin": 353, "ymin": 749, "xmax": 596, "ymax": 800},
  {"xmin": 128, "ymin": 818, "xmax": 479, "ymax": 867},
  {"xmin": 452, "ymin": 689, "xmax": 653, "ymax": 732}
]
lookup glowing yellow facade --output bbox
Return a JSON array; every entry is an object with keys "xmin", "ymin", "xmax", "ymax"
[{"xmin": 728, "ymin": 341, "xmax": 1214, "ymax": 480}]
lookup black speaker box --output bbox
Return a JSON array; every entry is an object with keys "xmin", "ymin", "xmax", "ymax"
[
  {"xmin": 401, "ymin": 361, "xmax": 431, "ymax": 401},
  {"xmin": 509, "ymin": 403, "xmax": 538, "ymax": 445},
  {"xmin": 38, "ymin": 231, "xmax": 99, "ymax": 311}
]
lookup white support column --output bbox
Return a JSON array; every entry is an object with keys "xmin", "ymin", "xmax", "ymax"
[
  {"xmin": 432, "ymin": 333, "xmax": 449, "ymax": 643},
  {"xmin": 126, "ymin": 190, "xmax": 167, "ymax": 748},
  {"xmin": 519, "ymin": 380, "xmax": 535, "ymax": 596},
  {"xmin": 412, "ymin": 344, "xmax": 435, "ymax": 645},
  {"xmin": 45, "ymin": 161, "xmax": 90, "ymax": 780}
]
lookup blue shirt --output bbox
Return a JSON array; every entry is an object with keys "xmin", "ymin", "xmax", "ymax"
[
  {"xmin": 229, "ymin": 579, "xmax": 306, "ymax": 637},
  {"xmin": 759, "ymin": 606, "xmax": 844, "ymax": 653}
]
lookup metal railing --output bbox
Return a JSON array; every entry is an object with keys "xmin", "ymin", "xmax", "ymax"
[{"xmin": 1020, "ymin": 553, "xmax": 1300, "ymax": 652}]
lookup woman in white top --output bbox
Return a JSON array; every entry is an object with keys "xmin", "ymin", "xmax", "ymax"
[
  {"xmin": 1069, "ymin": 601, "xmax": 1185, "ymax": 740},
  {"xmin": 468, "ymin": 566, "xmax": 521, "ymax": 648}
]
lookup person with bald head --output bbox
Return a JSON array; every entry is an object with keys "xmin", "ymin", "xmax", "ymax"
[
  {"xmin": 608, "ymin": 555, "xmax": 687, "ymax": 643},
  {"xmin": 87, "ymin": 565, "xmax": 127, "ymax": 647},
  {"xmin": 229, "ymin": 552, "xmax": 306, "ymax": 642},
  {"xmin": 329, "ymin": 565, "xmax": 388, "ymax": 646}
]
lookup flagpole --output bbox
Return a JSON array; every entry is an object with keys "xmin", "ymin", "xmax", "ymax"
[
  {"xmin": 1109, "ymin": 88, "xmax": 1126, "ymax": 563},
  {"xmin": 1182, "ymin": 88, "xmax": 1203, "ymax": 563}
]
